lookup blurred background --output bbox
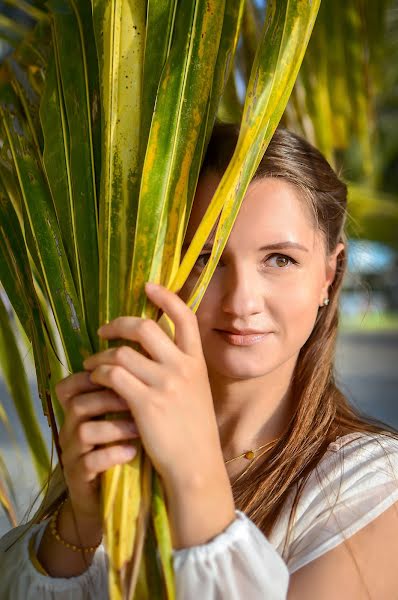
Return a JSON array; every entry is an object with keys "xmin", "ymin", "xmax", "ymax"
[{"xmin": 0, "ymin": 0, "xmax": 397, "ymax": 536}]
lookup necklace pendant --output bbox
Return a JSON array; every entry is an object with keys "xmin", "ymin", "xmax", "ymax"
[{"xmin": 244, "ymin": 450, "xmax": 255, "ymax": 460}]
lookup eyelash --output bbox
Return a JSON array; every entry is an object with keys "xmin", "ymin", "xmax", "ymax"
[{"xmin": 194, "ymin": 252, "xmax": 298, "ymax": 269}]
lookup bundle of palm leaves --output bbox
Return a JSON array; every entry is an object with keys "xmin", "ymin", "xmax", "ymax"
[{"xmin": 0, "ymin": 0, "xmax": 359, "ymax": 597}]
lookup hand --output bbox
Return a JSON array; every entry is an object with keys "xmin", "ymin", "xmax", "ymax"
[
  {"xmin": 56, "ymin": 372, "xmax": 139, "ymax": 526},
  {"xmin": 83, "ymin": 282, "xmax": 227, "ymax": 495}
]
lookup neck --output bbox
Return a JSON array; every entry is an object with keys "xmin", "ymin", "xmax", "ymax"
[{"xmin": 208, "ymin": 354, "xmax": 298, "ymax": 461}]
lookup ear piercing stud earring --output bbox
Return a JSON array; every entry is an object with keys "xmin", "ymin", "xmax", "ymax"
[{"xmin": 323, "ymin": 298, "xmax": 330, "ymax": 306}]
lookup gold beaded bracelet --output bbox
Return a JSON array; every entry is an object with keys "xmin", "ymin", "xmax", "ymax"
[{"xmin": 49, "ymin": 500, "xmax": 102, "ymax": 554}]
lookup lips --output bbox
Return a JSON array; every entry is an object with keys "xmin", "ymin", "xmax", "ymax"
[
  {"xmin": 215, "ymin": 329, "xmax": 269, "ymax": 346},
  {"xmin": 215, "ymin": 328, "xmax": 266, "ymax": 335}
]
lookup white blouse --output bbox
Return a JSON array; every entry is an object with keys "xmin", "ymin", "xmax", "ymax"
[{"xmin": 1, "ymin": 432, "xmax": 398, "ymax": 600}]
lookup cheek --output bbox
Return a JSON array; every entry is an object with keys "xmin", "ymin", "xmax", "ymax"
[
  {"xmin": 275, "ymin": 274, "xmax": 322, "ymax": 340},
  {"xmin": 195, "ymin": 293, "xmax": 217, "ymax": 332},
  {"xmin": 178, "ymin": 277, "xmax": 215, "ymax": 330}
]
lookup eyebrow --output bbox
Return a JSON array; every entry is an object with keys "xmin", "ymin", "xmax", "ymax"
[{"xmin": 182, "ymin": 240, "xmax": 309, "ymax": 253}]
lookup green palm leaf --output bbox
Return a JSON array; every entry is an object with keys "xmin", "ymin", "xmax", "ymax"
[
  {"xmin": 47, "ymin": 0, "xmax": 99, "ymax": 346},
  {"xmin": 0, "ymin": 2, "xmax": 341, "ymax": 598},
  {"xmin": 0, "ymin": 294, "xmax": 50, "ymax": 484},
  {"xmin": 2, "ymin": 0, "xmax": 46, "ymax": 22},
  {"xmin": 0, "ymin": 470, "xmax": 18, "ymax": 528},
  {"xmin": 347, "ymin": 183, "xmax": 398, "ymax": 250},
  {"xmin": 0, "ymin": 177, "xmax": 62, "ymax": 428},
  {"xmin": 0, "ymin": 79, "xmax": 92, "ymax": 371},
  {"xmin": 173, "ymin": 0, "xmax": 320, "ymax": 313},
  {"xmin": 126, "ymin": 0, "xmax": 226, "ymax": 316},
  {"xmin": 0, "ymin": 14, "xmax": 30, "ymax": 43},
  {"xmin": 92, "ymin": 0, "xmax": 145, "ymax": 329}
]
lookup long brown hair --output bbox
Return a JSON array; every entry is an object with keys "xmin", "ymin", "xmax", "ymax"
[
  {"xmin": 201, "ymin": 123, "xmax": 397, "ymax": 544},
  {"xmin": 16, "ymin": 123, "xmax": 398, "ymax": 554}
]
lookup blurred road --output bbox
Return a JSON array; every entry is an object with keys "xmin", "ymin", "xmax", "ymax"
[
  {"xmin": 335, "ymin": 331, "xmax": 398, "ymax": 429},
  {"xmin": 0, "ymin": 331, "xmax": 397, "ymax": 536}
]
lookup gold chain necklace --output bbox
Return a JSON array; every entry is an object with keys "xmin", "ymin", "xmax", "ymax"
[
  {"xmin": 224, "ymin": 438, "xmax": 278, "ymax": 486},
  {"xmin": 224, "ymin": 438, "xmax": 277, "ymax": 465}
]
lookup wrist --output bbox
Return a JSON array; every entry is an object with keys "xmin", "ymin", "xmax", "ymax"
[
  {"xmin": 166, "ymin": 451, "xmax": 230, "ymax": 494},
  {"xmin": 59, "ymin": 499, "xmax": 103, "ymax": 548},
  {"xmin": 164, "ymin": 465, "xmax": 236, "ymax": 550},
  {"xmin": 37, "ymin": 500, "xmax": 103, "ymax": 578}
]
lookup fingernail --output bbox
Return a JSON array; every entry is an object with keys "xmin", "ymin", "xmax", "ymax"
[
  {"xmin": 97, "ymin": 325, "xmax": 106, "ymax": 335},
  {"xmin": 145, "ymin": 282, "xmax": 159, "ymax": 292},
  {"xmin": 123, "ymin": 445, "xmax": 136, "ymax": 459}
]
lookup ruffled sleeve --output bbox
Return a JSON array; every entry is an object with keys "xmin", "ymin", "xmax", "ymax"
[
  {"xmin": 172, "ymin": 510, "xmax": 289, "ymax": 600},
  {"xmin": 0, "ymin": 510, "xmax": 289, "ymax": 600},
  {"xmin": 283, "ymin": 433, "xmax": 398, "ymax": 573},
  {"xmin": 0, "ymin": 519, "xmax": 108, "ymax": 599}
]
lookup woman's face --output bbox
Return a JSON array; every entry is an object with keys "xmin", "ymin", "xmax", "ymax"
[{"xmin": 179, "ymin": 172, "xmax": 343, "ymax": 381}]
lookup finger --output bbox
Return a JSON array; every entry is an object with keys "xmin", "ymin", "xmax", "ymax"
[
  {"xmin": 144, "ymin": 282, "xmax": 203, "ymax": 357},
  {"xmin": 97, "ymin": 315, "xmax": 180, "ymax": 366},
  {"xmin": 60, "ymin": 389, "xmax": 130, "ymax": 444},
  {"xmin": 69, "ymin": 389, "xmax": 129, "ymax": 422},
  {"xmin": 82, "ymin": 345, "xmax": 163, "ymax": 387},
  {"xmin": 55, "ymin": 371, "xmax": 104, "ymax": 409},
  {"xmin": 62, "ymin": 419, "xmax": 139, "ymax": 460},
  {"xmin": 68, "ymin": 444, "xmax": 137, "ymax": 483},
  {"xmin": 88, "ymin": 365, "xmax": 148, "ymax": 418}
]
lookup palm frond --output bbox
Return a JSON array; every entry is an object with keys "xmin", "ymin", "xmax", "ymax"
[{"xmin": 4, "ymin": 2, "xmax": 376, "ymax": 598}]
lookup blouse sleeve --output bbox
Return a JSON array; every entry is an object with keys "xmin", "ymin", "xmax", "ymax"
[
  {"xmin": 0, "ymin": 519, "xmax": 109, "ymax": 600},
  {"xmin": 284, "ymin": 433, "xmax": 398, "ymax": 574},
  {"xmin": 0, "ymin": 510, "xmax": 289, "ymax": 600},
  {"xmin": 172, "ymin": 510, "xmax": 289, "ymax": 600}
]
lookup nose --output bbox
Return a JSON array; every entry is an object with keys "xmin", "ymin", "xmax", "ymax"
[{"xmin": 220, "ymin": 264, "xmax": 264, "ymax": 318}]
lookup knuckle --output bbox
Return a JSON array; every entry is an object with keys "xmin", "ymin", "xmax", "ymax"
[
  {"xmin": 76, "ymin": 422, "xmax": 89, "ymax": 445},
  {"xmin": 108, "ymin": 365, "xmax": 123, "ymax": 385},
  {"xmin": 108, "ymin": 445, "xmax": 122, "ymax": 461},
  {"xmin": 55, "ymin": 378, "xmax": 67, "ymax": 402},
  {"xmin": 80, "ymin": 453, "xmax": 93, "ymax": 475},
  {"xmin": 112, "ymin": 316, "xmax": 124, "ymax": 329},
  {"xmin": 187, "ymin": 307, "xmax": 197, "ymax": 324},
  {"xmin": 71, "ymin": 397, "xmax": 85, "ymax": 419},
  {"xmin": 162, "ymin": 376, "xmax": 178, "ymax": 395},
  {"xmin": 67, "ymin": 396, "xmax": 81, "ymax": 418},
  {"xmin": 99, "ymin": 446, "xmax": 117, "ymax": 469},
  {"xmin": 113, "ymin": 345, "xmax": 131, "ymax": 364},
  {"xmin": 182, "ymin": 305, "xmax": 196, "ymax": 327},
  {"xmin": 139, "ymin": 319, "xmax": 156, "ymax": 336}
]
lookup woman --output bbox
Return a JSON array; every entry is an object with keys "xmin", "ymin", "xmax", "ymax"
[{"xmin": 1, "ymin": 125, "xmax": 398, "ymax": 599}]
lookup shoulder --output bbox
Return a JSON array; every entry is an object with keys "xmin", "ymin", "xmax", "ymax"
[
  {"xmin": 286, "ymin": 434, "xmax": 398, "ymax": 597},
  {"xmin": 297, "ymin": 431, "xmax": 398, "ymax": 507},
  {"xmin": 315, "ymin": 431, "xmax": 398, "ymax": 503},
  {"xmin": 318, "ymin": 429, "xmax": 398, "ymax": 474},
  {"xmin": 301, "ymin": 430, "xmax": 398, "ymax": 508},
  {"xmin": 270, "ymin": 432, "xmax": 398, "ymax": 573}
]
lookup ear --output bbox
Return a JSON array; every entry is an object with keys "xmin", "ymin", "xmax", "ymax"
[{"xmin": 319, "ymin": 242, "xmax": 345, "ymax": 306}]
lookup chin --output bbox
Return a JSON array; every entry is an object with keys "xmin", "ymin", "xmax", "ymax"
[{"xmin": 206, "ymin": 353, "xmax": 279, "ymax": 380}]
